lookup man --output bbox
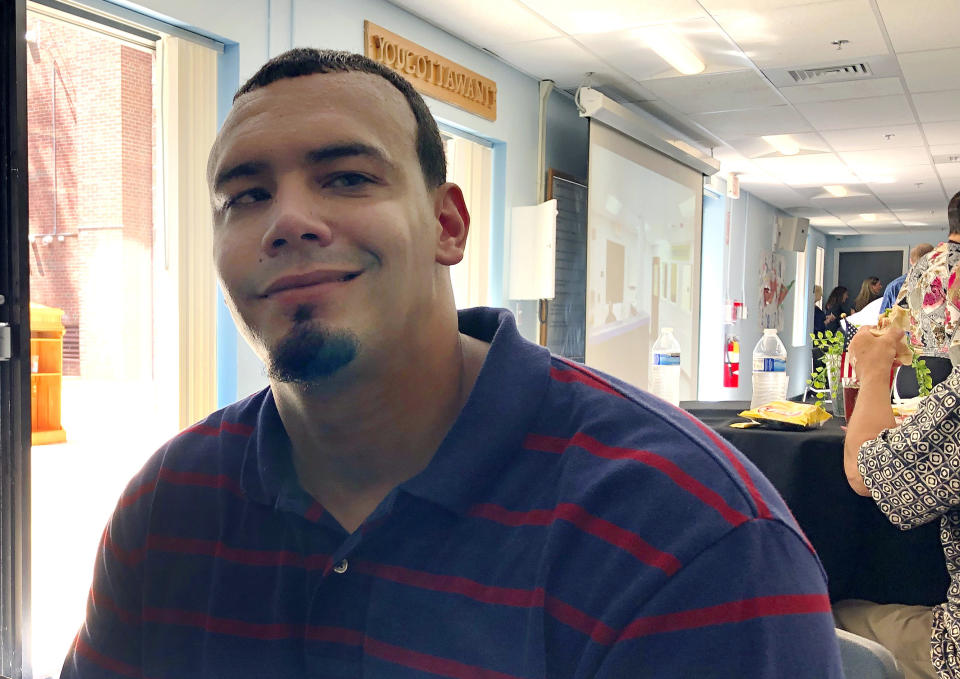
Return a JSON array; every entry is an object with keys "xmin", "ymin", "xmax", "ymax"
[
  {"xmin": 840, "ymin": 323, "xmax": 960, "ymax": 679},
  {"xmin": 61, "ymin": 49, "xmax": 842, "ymax": 678},
  {"xmin": 879, "ymin": 243, "xmax": 934, "ymax": 314}
]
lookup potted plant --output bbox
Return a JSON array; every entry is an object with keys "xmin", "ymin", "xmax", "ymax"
[{"xmin": 808, "ymin": 323, "xmax": 933, "ymax": 415}]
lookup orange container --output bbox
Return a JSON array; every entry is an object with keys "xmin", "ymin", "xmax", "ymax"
[{"xmin": 30, "ymin": 303, "xmax": 67, "ymax": 445}]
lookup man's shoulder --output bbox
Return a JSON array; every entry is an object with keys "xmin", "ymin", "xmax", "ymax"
[{"xmin": 536, "ymin": 357, "xmax": 793, "ymax": 525}]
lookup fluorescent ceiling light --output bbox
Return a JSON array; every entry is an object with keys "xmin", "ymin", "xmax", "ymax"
[
  {"xmin": 823, "ymin": 185, "xmax": 848, "ymax": 197},
  {"xmin": 859, "ymin": 213, "xmax": 877, "ymax": 222},
  {"xmin": 761, "ymin": 135, "xmax": 800, "ymax": 156},
  {"xmin": 635, "ymin": 27, "xmax": 705, "ymax": 75}
]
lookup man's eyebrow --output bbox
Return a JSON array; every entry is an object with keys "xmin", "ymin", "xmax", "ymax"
[
  {"xmin": 213, "ymin": 161, "xmax": 267, "ymax": 192},
  {"xmin": 305, "ymin": 143, "xmax": 395, "ymax": 170}
]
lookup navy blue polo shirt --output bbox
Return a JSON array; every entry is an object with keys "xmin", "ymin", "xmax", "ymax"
[{"xmin": 62, "ymin": 308, "xmax": 843, "ymax": 678}]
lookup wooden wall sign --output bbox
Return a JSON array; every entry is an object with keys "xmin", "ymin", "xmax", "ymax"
[{"xmin": 364, "ymin": 20, "xmax": 497, "ymax": 122}]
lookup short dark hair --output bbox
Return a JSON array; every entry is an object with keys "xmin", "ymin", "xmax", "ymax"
[
  {"xmin": 950, "ymin": 191, "xmax": 960, "ymax": 235},
  {"xmin": 234, "ymin": 48, "xmax": 446, "ymax": 188}
]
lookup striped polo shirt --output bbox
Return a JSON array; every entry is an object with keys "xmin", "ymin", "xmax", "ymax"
[{"xmin": 62, "ymin": 307, "xmax": 843, "ymax": 678}]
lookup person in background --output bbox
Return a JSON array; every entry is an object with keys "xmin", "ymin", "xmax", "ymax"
[
  {"xmin": 896, "ymin": 192, "xmax": 960, "ymax": 397},
  {"xmin": 813, "ymin": 284, "xmax": 826, "ymax": 368},
  {"xmin": 59, "ymin": 48, "xmax": 844, "ymax": 678},
  {"xmin": 853, "ymin": 276, "xmax": 882, "ymax": 313},
  {"xmin": 824, "ymin": 285, "xmax": 851, "ymax": 333},
  {"xmin": 838, "ymin": 324, "xmax": 960, "ymax": 679},
  {"xmin": 879, "ymin": 243, "xmax": 935, "ymax": 315}
]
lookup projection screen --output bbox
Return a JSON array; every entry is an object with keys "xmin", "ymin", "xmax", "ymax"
[{"xmin": 585, "ymin": 120, "xmax": 703, "ymax": 400}]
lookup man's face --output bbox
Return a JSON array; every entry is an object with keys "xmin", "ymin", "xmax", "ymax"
[{"xmin": 208, "ymin": 72, "xmax": 453, "ymax": 383}]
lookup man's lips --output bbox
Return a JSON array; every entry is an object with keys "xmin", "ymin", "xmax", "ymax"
[{"xmin": 261, "ymin": 269, "xmax": 362, "ymax": 297}]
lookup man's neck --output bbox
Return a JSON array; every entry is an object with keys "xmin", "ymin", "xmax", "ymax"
[
  {"xmin": 949, "ymin": 233, "xmax": 960, "ymax": 243},
  {"xmin": 272, "ymin": 324, "xmax": 489, "ymax": 533}
]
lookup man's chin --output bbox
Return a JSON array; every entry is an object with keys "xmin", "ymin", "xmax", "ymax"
[{"xmin": 267, "ymin": 324, "xmax": 360, "ymax": 385}]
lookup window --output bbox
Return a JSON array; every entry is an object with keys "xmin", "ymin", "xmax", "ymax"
[
  {"xmin": 815, "ymin": 245, "xmax": 825, "ymax": 303},
  {"xmin": 442, "ymin": 129, "xmax": 493, "ymax": 309},
  {"xmin": 792, "ymin": 250, "xmax": 807, "ymax": 347}
]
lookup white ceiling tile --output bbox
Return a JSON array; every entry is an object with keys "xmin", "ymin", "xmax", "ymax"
[
  {"xmin": 737, "ymin": 182, "xmax": 807, "ymax": 206},
  {"xmin": 517, "ymin": 0, "xmax": 707, "ymax": 35},
  {"xmin": 578, "ymin": 18, "xmax": 753, "ymax": 81},
  {"xmin": 912, "ymin": 91, "xmax": 960, "ymax": 124},
  {"xmin": 819, "ymin": 195, "xmax": 887, "ymax": 212},
  {"xmin": 923, "ymin": 121, "xmax": 960, "ymax": 146},
  {"xmin": 876, "ymin": 0, "xmax": 960, "ymax": 53},
  {"xmin": 820, "ymin": 124, "xmax": 925, "ymax": 151},
  {"xmin": 728, "ymin": 133, "xmax": 831, "ymax": 158},
  {"xmin": 937, "ymin": 162, "xmax": 960, "ymax": 178},
  {"xmin": 898, "ymin": 48, "xmax": 960, "ymax": 93},
  {"xmin": 778, "ymin": 77, "xmax": 904, "ymax": 104},
  {"xmin": 485, "ymin": 37, "xmax": 608, "ymax": 88},
  {"xmin": 691, "ymin": 105, "xmax": 812, "ymax": 137},
  {"xmin": 839, "ymin": 147, "xmax": 932, "ymax": 171},
  {"xmin": 635, "ymin": 70, "xmax": 781, "ymax": 114},
  {"xmin": 821, "ymin": 225, "xmax": 858, "ymax": 233},
  {"xmin": 702, "ymin": 0, "xmax": 889, "ymax": 69},
  {"xmin": 388, "ymin": 0, "xmax": 562, "ymax": 45},
  {"xmin": 794, "ymin": 95, "xmax": 915, "ymax": 131},
  {"xmin": 753, "ymin": 153, "xmax": 856, "ymax": 186},
  {"xmin": 930, "ymin": 144, "xmax": 960, "ymax": 158},
  {"xmin": 943, "ymin": 175, "xmax": 960, "ymax": 195}
]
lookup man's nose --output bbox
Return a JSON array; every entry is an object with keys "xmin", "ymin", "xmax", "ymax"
[{"xmin": 260, "ymin": 188, "xmax": 333, "ymax": 255}]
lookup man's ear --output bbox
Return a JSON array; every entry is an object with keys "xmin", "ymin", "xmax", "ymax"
[{"xmin": 433, "ymin": 182, "xmax": 470, "ymax": 266}]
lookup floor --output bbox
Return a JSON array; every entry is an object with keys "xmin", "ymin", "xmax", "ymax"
[{"xmin": 31, "ymin": 376, "xmax": 177, "ymax": 679}]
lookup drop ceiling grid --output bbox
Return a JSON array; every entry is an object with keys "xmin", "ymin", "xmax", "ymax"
[{"xmin": 384, "ymin": 0, "xmax": 960, "ymax": 231}]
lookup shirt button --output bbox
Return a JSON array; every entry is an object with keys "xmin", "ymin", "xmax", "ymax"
[{"xmin": 333, "ymin": 559, "xmax": 349, "ymax": 574}]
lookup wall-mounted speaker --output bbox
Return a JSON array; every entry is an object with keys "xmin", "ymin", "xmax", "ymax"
[{"xmin": 775, "ymin": 216, "xmax": 809, "ymax": 252}]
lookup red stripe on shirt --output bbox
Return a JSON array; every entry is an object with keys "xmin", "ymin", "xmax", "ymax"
[
  {"xmin": 304, "ymin": 501, "xmax": 326, "ymax": 522},
  {"xmin": 75, "ymin": 636, "xmax": 141, "ymax": 678},
  {"xmin": 145, "ymin": 535, "xmax": 331, "ymax": 570},
  {"xmin": 545, "ymin": 594, "xmax": 618, "ymax": 645},
  {"xmin": 620, "ymin": 593, "xmax": 832, "ymax": 639},
  {"xmin": 366, "ymin": 636, "xmax": 525, "ymax": 679},
  {"xmin": 119, "ymin": 478, "xmax": 159, "ymax": 508},
  {"xmin": 681, "ymin": 414, "xmax": 773, "ymax": 520},
  {"xmin": 549, "ymin": 364, "xmax": 624, "ymax": 398},
  {"xmin": 158, "ymin": 468, "xmax": 246, "ymax": 498},
  {"xmin": 524, "ymin": 432, "xmax": 751, "ymax": 527},
  {"xmin": 143, "ymin": 607, "xmax": 301, "ymax": 640},
  {"xmin": 90, "ymin": 587, "xmax": 141, "ymax": 626},
  {"xmin": 468, "ymin": 502, "xmax": 682, "ymax": 575},
  {"xmin": 103, "ymin": 530, "xmax": 146, "ymax": 567},
  {"xmin": 183, "ymin": 421, "xmax": 254, "ymax": 437},
  {"xmin": 356, "ymin": 560, "xmax": 543, "ymax": 607}
]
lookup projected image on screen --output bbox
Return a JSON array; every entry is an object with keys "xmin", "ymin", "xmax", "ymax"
[{"xmin": 585, "ymin": 130, "xmax": 700, "ymax": 398}]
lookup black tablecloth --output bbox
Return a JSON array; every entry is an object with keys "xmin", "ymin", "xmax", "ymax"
[{"xmin": 683, "ymin": 401, "xmax": 948, "ymax": 606}]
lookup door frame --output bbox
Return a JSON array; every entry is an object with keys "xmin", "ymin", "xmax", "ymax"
[
  {"xmin": 1, "ymin": 0, "xmax": 33, "ymax": 676},
  {"xmin": 831, "ymin": 245, "xmax": 909, "ymax": 289}
]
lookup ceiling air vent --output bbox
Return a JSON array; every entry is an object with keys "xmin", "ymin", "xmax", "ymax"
[{"xmin": 787, "ymin": 63, "xmax": 872, "ymax": 83}]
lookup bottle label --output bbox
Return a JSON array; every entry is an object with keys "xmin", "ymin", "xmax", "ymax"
[
  {"xmin": 753, "ymin": 357, "xmax": 786, "ymax": 372},
  {"xmin": 653, "ymin": 352, "xmax": 680, "ymax": 366}
]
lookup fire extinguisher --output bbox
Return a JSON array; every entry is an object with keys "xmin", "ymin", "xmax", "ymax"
[{"xmin": 723, "ymin": 335, "xmax": 740, "ymax": 388}]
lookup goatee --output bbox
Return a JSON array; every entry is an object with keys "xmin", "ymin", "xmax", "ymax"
[{"xmin": 266, "ymin": 304, "xmax": 359, "ymax": 384}]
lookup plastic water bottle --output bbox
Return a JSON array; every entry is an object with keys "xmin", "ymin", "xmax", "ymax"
[
  {"xmin": 650, "ymin": 327, "xmax": 681, "ymax": 406},
  {"xmin": 751, "ymin": 328, "xmax": 788, "ymax": 408}
]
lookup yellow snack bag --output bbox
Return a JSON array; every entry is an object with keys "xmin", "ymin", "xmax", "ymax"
[{"xmin": 737, "ymin": 400, "xmax": 831, "ymax": 430}]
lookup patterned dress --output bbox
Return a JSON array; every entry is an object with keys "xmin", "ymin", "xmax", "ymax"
[
  {"xmin": 903, "ymin": 242, "xmax": 960, "ymax": 357},
  {"xmin": 859, "ymin": 367, "xmax": 960, "ymax": 677}
]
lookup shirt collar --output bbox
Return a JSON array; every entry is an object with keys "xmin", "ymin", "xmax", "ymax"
[
  {"xmin": 238, "ymin": 308, "xmax": 552, "ymax": 515},
  {"xmin": 399, "ymin": 307, "xmax": 551, "ymax": 514}
]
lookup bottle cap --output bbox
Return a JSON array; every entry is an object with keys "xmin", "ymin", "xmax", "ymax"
[
  {"xmin": 763, "ymin": 328, "xmax": 777, "ymax": 335},
  {"xmin": 662, "ymin": 327, "xmax": 673, "ymax": 333}
]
